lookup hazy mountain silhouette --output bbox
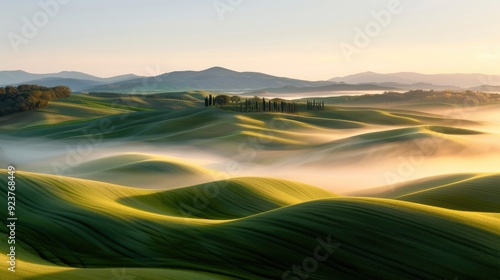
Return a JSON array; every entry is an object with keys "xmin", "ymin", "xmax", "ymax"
[
  {"xmin": 0, "ymin": 70, "xmax": 141, "ymax": 90},
  {"xmin": 330, "ymin": 71, "xmax": 500, "ymax": 88},
  {"xmin": 87, "ymin": 66, "xmax": 333, "ymax": 92},
  {"xmin": 3, "ymin": 68, "xmax": 500, "ymax": 92}
]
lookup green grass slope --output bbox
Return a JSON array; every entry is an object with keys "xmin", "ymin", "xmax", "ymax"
[
  {"xmin": 303, "ymin": 106, "xmax": 480, "ymax": 126},
  {"xmin": 25, "ymin": 269, "xmax": 237, "ymax": 280},
  {"xmin": 67, "ymin": 153, "xmax": 216, "ymax": 188},
  {"xmin": 0, "ymin": 94, "xmax": 204, "ymax": 132},
  {"xmin": 352, "ymin": 173, "xmax": 476, "ymax": 198},
  {"xmin": 0, "ymin": 96, "xmax": 132, "ymax": 131},
  {"xmin": 1, "ymin": 171, "xmax": 499, "ymax": 279},
  {"xmin": 309, "ymin": 125, "xmax": 484, "ymax": 157},
  {"xmin": 5, "ymin": 108, "xmax": 350, "ymax": 149},
  {"xmin": 6, "ymin": 101, "xmax": 482, "ymax": 141},
  {"xmin": 119, "ymin": 177, "xmax": 336, "ymax": 219},
  {"xmin": 360, "ymin": 173, "xmax": 500, "ymax": 212}
]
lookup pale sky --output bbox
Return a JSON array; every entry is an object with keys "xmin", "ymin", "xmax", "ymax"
[{"xmin": 1, "ymin": 0, "xmax": 499, "ymax": 80}]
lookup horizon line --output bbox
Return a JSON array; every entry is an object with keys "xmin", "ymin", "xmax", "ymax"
[{"xmin": 1, "ymin": 67, "xmax": 499, "ymax": 81}]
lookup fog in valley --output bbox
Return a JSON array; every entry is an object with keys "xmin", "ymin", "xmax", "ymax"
[{"xmin": 2, "ymin": 103, "xmax": 500, "ymax": 194}]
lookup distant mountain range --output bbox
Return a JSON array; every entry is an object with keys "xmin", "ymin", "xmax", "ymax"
[
  {"xmin": 0, "ymin": 67, "xmax": 333, "ymax": 92},
  {"xmin": 330, "ymin": 71, "xmax": 500, "ymax": 89},
  {"xmin": 0, "ymin": 70, "xmax": 142, "ymax": 91},
  {"xmin": 374, "ymin": 82, "xmax": 462, "ymax": 91},
  {"xmin": 1, "ymin": 68, "xmax": 499, "ymax": 93},
  {"xmin": 85, "ymin": 67, "xmax": 333, "ymax": 92}
]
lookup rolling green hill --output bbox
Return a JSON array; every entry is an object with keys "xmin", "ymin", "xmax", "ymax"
[
  {"xmin": 356, "ymin": 173, "xmax": 500, "ymax": 212},
  {"xmin": 1, "ymin": 171, "xmax": 499, "ymax": 280},
  {"xmin": 319, "ymin": 125, "xmax": 483, "ymax": 150},
  {"xmin": 71, "ymin": 153, "xmax": 211, "ymax": 175},
  {"xmin": 1, "ymin": 93, "xmax": 498, "ymax": 279},
  {"xmin": 67, "ymin": 153, "xmax": 218, "ymax": 189},
  {"xmin": 4, "ymin": 99, "xmax": 484, "ymax": 148},
  {"xmin": 119, "ymin": 177, "xmax": 336, "ymax": 219},
  {"xmin": 0, "ymin": 94, "xmax": 202, "ymax": 132}
]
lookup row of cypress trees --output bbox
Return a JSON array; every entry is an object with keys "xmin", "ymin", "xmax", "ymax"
[
  {"xmin": 205, "ymin": 95, "xmax": 332, "ymax": 115},
  {"xmin": 240, "ymin": 98, "xmax": 299, "ymax": 114},
  {"xmin": 306, "ymin": 99, "xmax": 325, "ymax": 111},
  {"xmin": 205, "ymin": 94, "xmax": 299, "ymax": 114}
]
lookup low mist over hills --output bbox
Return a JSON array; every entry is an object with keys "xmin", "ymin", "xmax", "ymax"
[{"xmin": 330, "ymin": 71, "xmax": 500, "ymax": 89}]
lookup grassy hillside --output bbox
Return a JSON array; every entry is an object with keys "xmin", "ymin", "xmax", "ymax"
[
  {"xmin": 65, "ymin": 153, "xmax": 216, "ymax": 188},
  {"xmin": 356, "ymin": 173, "xmax": 500, "ymax": 212},
  {"xmin": 315, "ymin": 125, "xmax": 482, "ymax": 152},
  {"xmin": 71, "ymin": 153, "xmax": 211, "ymax": 175},
  {"xmin": 1, "ymin": 94, "xmax": 498, "ymax": 279},
  {"xmin": 0, "ymin": 95, "xmax": 146, "ymax": 131},
  {"xmin": 304, "ymin": 107, "xmax": 480, "ymax": 126},
  {"xmin": 4, "ymin": 107, "xmax": 355, "ymax": 149},
  {"xmin": 119, "ymin": 177, "xmax": 336, "ymax": 219},
  {"xmin": 4, "ymin": 100, "xmax": 483, "ymax": 146},
  {"xmin": 0, "ymin": 94, "xmax": 202, "ymax": 132},
  {"xmin": 0, "ymin": 92, "xmax": 486, "ymax": 139},
  {"xmin": 1, "ymin": 171, "xmax": 499, "ymax": 279},
  {"xmin": 288, "ymin": 125, "xmax": 487, "ymax": 169}
]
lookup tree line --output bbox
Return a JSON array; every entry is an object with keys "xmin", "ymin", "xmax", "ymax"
[
  {"xmin": 0, "ymin": 85, "xmax": 71, "ymax": 116},
  {"xmin": 306, "ymin": 99, "xmax": 325, "ymax": 111},
  {"xmin": 205, "ymin": 94, "xmax": 299, "ymax": 114}
]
